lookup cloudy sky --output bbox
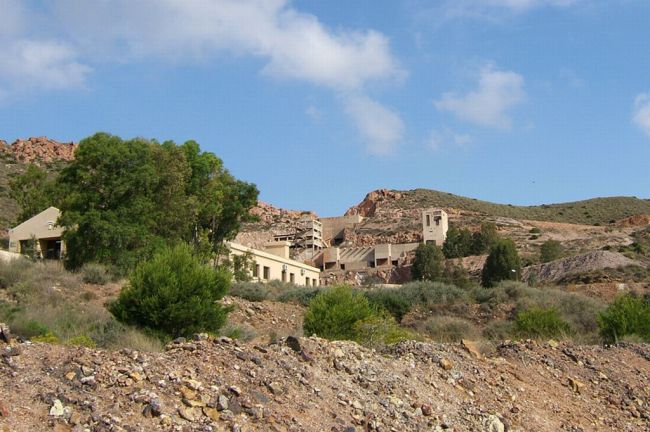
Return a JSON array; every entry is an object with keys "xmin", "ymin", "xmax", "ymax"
[{"xmin": 1, "ymin": 0, "xmax": 648, "ymax": 215}]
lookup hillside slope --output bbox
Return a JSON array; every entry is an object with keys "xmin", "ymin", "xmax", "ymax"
[
  {"xmin": 346, "ymin": 189, "xmax": 650, "ymax": 226},
  {"xmin": 0, "ymin": 334, "xmax": 648, "ymax": 431}
]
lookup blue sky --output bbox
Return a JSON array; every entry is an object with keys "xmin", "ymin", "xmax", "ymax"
[{"xmin": 1, "ymin": 0, "xmax": 648, "ymax": 216}]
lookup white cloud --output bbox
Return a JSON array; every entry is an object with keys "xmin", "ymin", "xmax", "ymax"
[
  {"xmin": 633, "ymin": 93, "xmax": 650, "ymax": 138},
  {"xmin": 0, "ymin": 0, "xmax": 405, "ymax": 153},
  {"xmin": 344, "ymin": 95, "xmax": 404, "ymax": 156},
  {"xmin": 484, "ymin": 0, "xmax": 576, "ymax": 11},
  {"xmin": 427, "ymin": 129, "xmax": 472, "ymax": 151},
  {"xmin": 434, "ymin": 65, "xmax": 525, "ymax": 129},
  {"xmin": 50, "ymin": 0, "xmax": 403, "ymax": 91}
]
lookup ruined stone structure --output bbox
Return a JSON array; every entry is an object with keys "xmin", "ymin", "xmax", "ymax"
[
  {"xmin": 273, "ymin": 214, "xmax": 324, "ymax": 259},
  {"xmin": 422, "ymin": 208, "xmax": 448, "ymax": 246}
]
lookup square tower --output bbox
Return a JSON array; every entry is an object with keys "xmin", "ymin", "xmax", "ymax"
[{"xmin": 422, "ymin": 208, "xmax": 448, "ymax": 246}]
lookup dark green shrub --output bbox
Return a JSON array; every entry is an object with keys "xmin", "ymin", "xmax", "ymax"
[
  {"xmin": 540, "ymin": 240, "xmax": 563, "ymax": 263},
  {"xmin": 514, "ymin": 307, "xmax": 571, "ymax": 339},
  {"xmin": 303, "ymin": 285, "xmax": 375, "ymax": 341},
  {"xmin": 598, "ymin": 294, "xmax": 650, "ymax": 344},
  {"xmin": 412, "ymin": 243, "xmax": 445, "ymax": 281},
  {"xmin": 81, "ymin": 263, "xmax": 111, "ymax": 285},
  {"xmin": 365, "ymin": 289, "xmax": 411, "ymax": 322},
  {"xmin": 529, "ymin": 227, "xmax": 542, "ymax": 234},
  {"xmin": 481, "ymin": 239, "xmax": 521, "ymax": 287},
  {"xmin": 109, "ymin": 244, "xmax": 230, "ymax": 338}
]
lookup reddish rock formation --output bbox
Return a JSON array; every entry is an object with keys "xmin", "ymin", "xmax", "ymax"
[
  {"xmin": 0, "ymin": 136, "xmax": 77, "ymax": 165},
  {"xmin": 344, "ymin": 189, "xmax": 402, "ymax": 217}
]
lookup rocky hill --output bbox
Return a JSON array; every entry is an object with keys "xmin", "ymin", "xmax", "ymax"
[
  {"xmin": 0, "ymin": 326, "xmax": 648, "ymax": 432},
  {"xmin": 0, "ymin": 137, "xmax": 76, "ymax": 232},
  {"xmin": 346, "ymin": 188, "xmax": 650, "ymax": 226},
  {"xmin": 0, "ymin": 137, "xmax": 76, "ymax": 166}
]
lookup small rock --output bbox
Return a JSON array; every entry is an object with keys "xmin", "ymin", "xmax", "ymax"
[
  {"xmin": 421, "ymin": 404, "xmax": 433, "ymax": 417},
  {"xmin": 217, "ymin": 395, "xmax": 229, "ymax": 411},
  {"xmin": 50, "ymin": 399, "xmax": 65, "ymax": 417},
  {"xmin": 486, "ymin": 414, "xmax": 504, "ymax": 432},
  {"xmin": 65, "ymin": 371, "xmax": 77, "ymax": 381},
  {"xmin": 461, "ymin": 339, "xmax": 482, "ymax": 359},
  {"xmin": 229, "ymin": 385, "xmax": 242, "ymax": 396},
  {"xmin": 548, "ymin": 339, "xmax": 559, "ymax": 348},
  {"xmin": 285, "ymin": 336, "xmax": 302, "ymax": 353},
  {"xmin": 0, "ymin": 323, "xmax": 11, "ymax": 343},
  {"xmin": 568, "ymin": 377, "xmax": 585, "ymax": 394},
  {"xmin": 266, "ymin": 382, "xmax": 283, "ymax": 396},
  {"xmin": 439, "ymin": 358, "xmax": 453, "ymax": 370},
  {"xmin": 0, "ymin": 401, "xmax": 8, "ymax": 417},
  {"xmin": 203, "ymin": 406, "xmax": 220, "ymax": 422},
  {"xmin": 178, "ymin": 406, "xmax": 199, "ymax": 422}
]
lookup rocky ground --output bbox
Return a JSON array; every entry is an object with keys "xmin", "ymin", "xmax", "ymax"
[{"xmin": 1, "ymin": 322, "xmax": 648, "ymax": 432}]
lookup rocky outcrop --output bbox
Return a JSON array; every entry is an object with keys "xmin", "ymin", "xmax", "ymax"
[
  {"xmin": 0, "ymin": 136, "xmax": 77, "ymax": 165},
  {"xmin": 616, "ymin": 214, "xmax": 650, "ymax": 228},
  {"xmin": 344, "ymin": 189, "xmax": 402, "ymax": 218}
]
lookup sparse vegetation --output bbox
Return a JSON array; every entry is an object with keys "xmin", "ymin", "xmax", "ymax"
[
  {"xmin": 421, "ymin": 316, "xmax": 479, "ymax": 342},
  {"xmin": 514, "ymin": 307, "xmax": 571, "ymax": 339}
]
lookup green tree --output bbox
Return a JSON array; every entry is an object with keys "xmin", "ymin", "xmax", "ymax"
[
  {"xmin": 9, "ymin": 165, "xmax": 60, "ymax": 223},
  {"xmin": 412, "ymin": 243, "xmax": 445, "ymax": 281},
  {"xmin": 303, "ymin": 286, "xmax": 375, "ymax": 341},
  {"xmin": 471, "ymin": 222, "xmax": 500, "ymax": 255},
  {"xmin": 442, "ymin": 227, "xmax": 473, "ymax": 258},
  {"xmin": 109, "ymin": 244, "xmax": 230, "ymax": 338},
  {"xmin": 481, "ymin": 238, "xmax": 521, "ymax": 287},
  {"xmin": 540, "ymin": 239, "xmax": 564, "ymax": 263},
  {"xmin": 56, "ymin": 133, "xmax": 258, "ymax": 271}
]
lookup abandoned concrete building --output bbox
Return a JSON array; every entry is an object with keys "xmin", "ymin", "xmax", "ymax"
[
  {"xmin": 227, "ymin": 241, "xmax": 321, "ymax": 286},
  {"xmin": 275, "ymin": 208, "xmax": 448, "ymax": 277},
  {"xmin": 8, "ymin": 207, "xmax": 65, "ymax": 259},
  {"xmin": 272, "ymin": 214, "xmax": 324, "ymax": 259}
]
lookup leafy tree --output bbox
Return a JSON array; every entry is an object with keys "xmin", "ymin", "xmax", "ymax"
[
  {"xmin": 109, "ymin": 244, "xmax": 230, "ymax": 338},
  {"xmin": 481, "ymin": 238, "xmax": 521, "ymax": 287},
  {"xmin": 540, "ymin": 240, "xmax": 564, "ymax": 263},
  {"xmin": 442, "ymin": 227, "xmax": 473, "ymax": 258},
  {"xmin": 56, "ymin": 133, "xmax": 258, "ymax": 271},
  {"xmin": 412, "ymin": 243, "xmax": 445, "ymax": 281},
  {"xmin": 9, "ymin": 165, "xmax": 60, "ymax": 223},
  {"xmin": 471, "ymin": 222, "xmax": 499, "ymax": 255},
  {"xmin": 231, "ymin": 251, "xmax": 255, "ymax": 282},
  {"xmin": 303, "ymin": 286, "xmax": 375, "ymax": 341}
]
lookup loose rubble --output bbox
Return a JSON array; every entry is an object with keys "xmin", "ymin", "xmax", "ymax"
[{"xmin": 0, "ymin": 323, "xmax": 648, "ymax": 431}]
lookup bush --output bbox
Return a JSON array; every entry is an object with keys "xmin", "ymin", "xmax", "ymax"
[
  {"xmin": 540, "ymin": 240, "xmax": 563, "ymax": 263},
  {"xmin": 514, "ymin": 307, "xmax": 571, "ymax": 339},
  {"xmin": 481, "ymin": 239, "xmax": 521, "ymax": 287},
  {"xmin": 109, "ymin": 244, "xmax": 231, "ymax": 338},
  {"xmin": 483, "ymin": 320, "xmax": 515, "ymax": 340},
  {"xmin": 230, "ymin": 281, "xmax": 269, "ymax": 302},
  {"xmin": 276, "ymin": 287, "xmax": 322, "ymax": 306},
  {"xmin": 598, "ymin": 293, "xmax": 650, "ymax": 344},
  {"xmin": 422, "ymin": 316, "xmax": 479, "ymax": 342},
  {"xmin": 365, "ymin": 289, "xmax": 412, "ymax": 322},
  {"xmin": 400, "ymin": 281, "xmax": 469, "ymax": 308},
  {"xmin": 66, "ymin": 335, "xmax": 97, "ymax": 348},
  {"xmin": 81, "ymin": 263, "xmax": 111, "ymax": 285},
  {"xmin": 32, "ymin": 332, "xmax": 60, "ymax": 344},
  {"xmin": 303, "ymin": 286, "xmax": 375, "ymax": 341},
  {"xmin": 353, "ymin": 315, "xmax": 416, "ymax": 348}
]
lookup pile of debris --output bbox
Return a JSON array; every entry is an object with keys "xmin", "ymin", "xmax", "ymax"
[{"xmin": 1, "ymin": 321, "xmax": 648, "ymax": 431}]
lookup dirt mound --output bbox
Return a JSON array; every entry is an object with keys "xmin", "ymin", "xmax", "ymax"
[
  {"xmin": 1, "ymin": 333, "xmax": 648, "ymax": 431},
  {"xmin": 616, "ymin": 215, "xmax": 650, "ymax": 228},
  {"xmin": 223, "ymin": 296, "xmax": 304, "ymax": 343},
  {"xmin": 522, "ymin": 251, "xmax": 643, "ymax": 284},
  {"xmin": 0, "ymin": 137, "xmax": 77, "ymax": 165}
]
